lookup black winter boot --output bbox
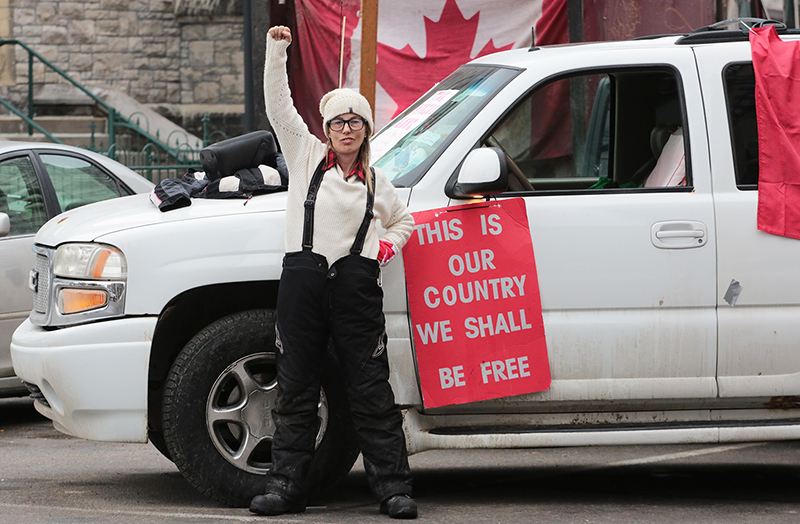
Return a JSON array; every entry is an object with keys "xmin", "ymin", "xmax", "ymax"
[
  {"xmin": 380, "ymin": 494, "xmax": 418, "ymax": 519},
  {"xmin": 249, "ymin": 493, "xmax": 305, "ymax": 516}
]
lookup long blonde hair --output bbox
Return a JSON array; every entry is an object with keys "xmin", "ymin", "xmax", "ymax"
[{"xmin": 361, "ymin": 122, "xmax": 372, "ymax": 193}]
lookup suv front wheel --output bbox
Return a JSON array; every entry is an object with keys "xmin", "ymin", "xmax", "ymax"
[{"xmin": 161, "ymin": 309, "xmax": 359, "ymax": 507}]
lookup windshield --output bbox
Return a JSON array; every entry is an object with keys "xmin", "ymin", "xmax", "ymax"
[{"xmin": 372, "ymin": 65, "xmax": 520, "ymax": 187}]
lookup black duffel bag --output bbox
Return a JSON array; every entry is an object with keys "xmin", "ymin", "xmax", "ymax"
[{"xmin": 200, "ymin": 130, "xmax": 279, "ymax": 181}]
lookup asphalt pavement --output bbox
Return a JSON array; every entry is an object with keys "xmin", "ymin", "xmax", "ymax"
[{"xmin": 3, "ymin": 397, "xmax": 800, "ymax": 523}]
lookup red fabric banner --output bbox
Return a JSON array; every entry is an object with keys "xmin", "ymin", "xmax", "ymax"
[
  {"xmin": 402, "ymin": 199, "xmax": 550, "ymax": 408},
  {"xmin": 289, "ymin": 0, "xmax": 542, "ymax": 139},
  {"xmin": 534, "ymin": 0, "xmax": 567, "ymax": 46},
  {"xmin": 750, "ymin": 26, "xmax": 800, "ymax": 240},
  {"xmin": 290, "ymin": 0, "xmax": 361, "ymax": 140}
]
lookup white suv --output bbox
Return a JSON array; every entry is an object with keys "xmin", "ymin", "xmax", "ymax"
[{"xmin": 12, "ymin": 22, "xmax": 800, "ymax": 507}]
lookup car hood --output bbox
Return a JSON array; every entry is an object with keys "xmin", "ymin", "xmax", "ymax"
[{"xmin": 35, "ymin": 192, "xmax": 289, "ymax": 247}]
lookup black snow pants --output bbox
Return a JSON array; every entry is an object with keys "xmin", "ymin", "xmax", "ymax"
[{"xmin": 264, "ymin": 163, "xmax": 412, "ymax": 505}]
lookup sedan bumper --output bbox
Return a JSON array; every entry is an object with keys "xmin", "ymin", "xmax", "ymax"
[{"xmin": 10, "ymin": 317, "xmax": 157, "ymax": 442}]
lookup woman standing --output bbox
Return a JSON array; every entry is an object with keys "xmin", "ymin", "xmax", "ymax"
[{"xmin": 249, "ymin": 26, "xmax": 417, "ymax": 519}]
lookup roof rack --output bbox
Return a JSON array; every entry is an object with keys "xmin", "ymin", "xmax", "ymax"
[{"xmin": 676, "ymin": 18, "xmax": 800, "ymax": 44}]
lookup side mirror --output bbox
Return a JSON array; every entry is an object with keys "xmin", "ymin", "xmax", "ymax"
[
  {"xmin": 449, "ymin": 147, "xmax": 508, "ymax": 199},
  {"xmin": 0, "ymin": 212, "xmax": 10, "ymax": 238}
]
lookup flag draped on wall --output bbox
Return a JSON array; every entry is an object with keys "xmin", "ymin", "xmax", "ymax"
[
  {"xmin": 289, "ymin": 0, "xmax": 546, "ymax": 139},
  {"xmin": 750, "ymin": 25, "xmax": 800, "ymax": 240}
]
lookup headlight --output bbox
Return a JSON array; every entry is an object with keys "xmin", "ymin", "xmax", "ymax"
[{"xmin": 53, "ymin": 243, "xmax": 127, "ymax": 280}]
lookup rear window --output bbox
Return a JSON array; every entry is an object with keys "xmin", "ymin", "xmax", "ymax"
[{"xmin": 724, "ymin": 63, "xmax": 758, "ymax": 189}]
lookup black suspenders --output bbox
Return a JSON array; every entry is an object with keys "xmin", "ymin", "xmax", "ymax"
[
  {"xmin": 302, "ymin": 159, "xmax": 376, "ymax": 255},
  {"xmin": 301, "ymin": 160, "xmax": 326, "ymax": 250}
]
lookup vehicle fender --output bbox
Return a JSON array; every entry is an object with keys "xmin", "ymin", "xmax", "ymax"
[{"xmin": 96, "ymin": 209, "xmax": 287, "ymax": 315}]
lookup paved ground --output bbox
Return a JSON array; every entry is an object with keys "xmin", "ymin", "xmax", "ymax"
[{"xmin": 3, "ymin": 396, "xmax": 800, "ymax": 523}]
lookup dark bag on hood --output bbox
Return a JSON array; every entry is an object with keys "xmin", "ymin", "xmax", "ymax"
[{"xmin": 200, "ymin": 130, "xmax": 280, "ymax": 181}]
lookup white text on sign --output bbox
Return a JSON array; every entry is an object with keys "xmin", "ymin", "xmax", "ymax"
[
  {"xmin": 480, "ymin": 356, "xmax": 531, "ymax": 384},
  {"xmin": 439, "ymin": 366, "xmax": 466, "ymax": 389},
  {"xmin": 414, "ymin": 213, "xmax": 502, "ymax": 246},
  {"xmin": 423, "ymin": 275, "xmax": 527, "ymax": 308},
  {"xmin": 465, "ymin": 309, "xmax": 532, "ymax": 339},
  {"xmin": 414, "ymin": 219, "xmax": 463, "ymax": 245},
  {"xmin": 415, "ymin": 309, "xmax": 533, "ymax": 345},
  {"xmin": 437, "ymin": 356, "xmax": 532, "ymax": 390},
  {"xmin": 416, "ymin": 320, "xmax": 453, "ymax": 344}
]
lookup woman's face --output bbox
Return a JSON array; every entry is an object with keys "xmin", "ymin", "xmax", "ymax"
[{"xmin": 328, "ymin": 113, "xmax": 366, "ymax": 157}]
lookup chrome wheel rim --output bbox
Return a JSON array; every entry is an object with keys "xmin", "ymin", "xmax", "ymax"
[{"xmin": 206, "ymin": 352, "xmax": 329, "ymax": 474}]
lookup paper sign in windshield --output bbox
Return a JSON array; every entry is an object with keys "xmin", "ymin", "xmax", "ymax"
[
  {"xmin": 371, "ymin": 89, "xmax": 458, "ymax": 160},
  {"xmin": 403, "ymin": 198, "xmax": 550, "ymax": 408}
]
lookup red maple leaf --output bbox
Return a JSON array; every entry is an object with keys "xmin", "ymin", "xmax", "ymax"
[{"xmin": 376, "ymin": 0, "xmax": 514, "ymax": 119}]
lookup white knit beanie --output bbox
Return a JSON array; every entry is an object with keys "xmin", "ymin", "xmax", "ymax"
[{"xmin": 319, "ymin": 88, "xmax": 374, "ymax": 137}]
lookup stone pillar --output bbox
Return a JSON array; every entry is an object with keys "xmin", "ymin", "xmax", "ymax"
[{"xmin": 0, "ymin": 0, "xmax": 14, "ymax": 86}]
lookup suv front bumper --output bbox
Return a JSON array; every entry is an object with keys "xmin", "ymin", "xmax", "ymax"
[{"xmin": 10, "ymin": 317, "xmax": 157, "ymax": 442}]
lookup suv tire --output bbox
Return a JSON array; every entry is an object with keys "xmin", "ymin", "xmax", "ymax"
[{"xmin": 162, "ymin": 309, "xmax": 359, "ymax": 507}]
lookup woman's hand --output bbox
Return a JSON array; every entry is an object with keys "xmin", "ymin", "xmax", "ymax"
[
  {"xmin": 268, "ymin": 25, "xmax": 292, "ymax": 43},
  {"xmin": 377, "ymin": 240, "xmax": 398, "ymax": 267}
]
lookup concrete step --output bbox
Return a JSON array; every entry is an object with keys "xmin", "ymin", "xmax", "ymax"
[
  {"xmin": 1, "ymin": 132, "xmax": 111, "ymax": 148},
  {"xmin": 0, "ymin": 115, "xmax": 107, "ymax": 135}
]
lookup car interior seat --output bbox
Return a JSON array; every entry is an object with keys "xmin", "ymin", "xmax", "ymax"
[
  {"xmin": 628, "ymin": 124, "xmax": 677, "ymax": 186},
  {"xmin": 643, "ymin": 126, "xmax": 686, "ymax": 188}
]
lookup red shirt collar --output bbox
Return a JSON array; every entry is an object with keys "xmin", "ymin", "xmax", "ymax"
[{"xmin": 323, "ymin": 148, "xmax": 365, "ymax": 182}]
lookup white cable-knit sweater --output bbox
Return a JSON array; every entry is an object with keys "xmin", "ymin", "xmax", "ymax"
[{"xmin": 264, "ymin": 37, "xmax": 414, "ymax": 267}]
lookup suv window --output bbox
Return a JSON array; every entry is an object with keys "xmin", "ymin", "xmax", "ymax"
[
  {"xmin": 724, "ymin": 63, "xmax": 758, "ymax": 189},
  {"xmin": 488, "ymin": 68, "xmax": 689, "ymax": 193},
  {"xmin": 0, "ymin": 155, "xmax": 47, "ymax": 237},
  {"xmin": 41, "ymin": 154, "xmax": 124, "ymax": 212}
]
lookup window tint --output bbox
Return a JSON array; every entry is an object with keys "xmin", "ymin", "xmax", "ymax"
[
  {"xmin": 41, "ymin": 154, "xmax": 123, "ymax": 212},
  {"xmin": 0, "ymin": 156, "xmax": 47, "ymax": 236},
  {"xmin": 724, "ymin": 63, "xmax": 758, "ymax": 189},
  {"xmin": 489, "ymin": 68, "xmax": 689, "ymax": 192}
]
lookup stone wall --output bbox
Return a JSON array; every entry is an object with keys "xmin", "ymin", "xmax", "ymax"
[{"xmin": 1, "ymin": 0, "xmax": 246, "ymax": 133}]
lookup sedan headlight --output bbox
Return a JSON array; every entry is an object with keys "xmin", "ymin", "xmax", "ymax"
[{"xmin": 53, "ymin": 243, "xmax": 127, "ymax": 280}]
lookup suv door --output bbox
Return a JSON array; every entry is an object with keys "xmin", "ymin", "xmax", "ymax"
[
  {"xmin": 439, "ymin": 47, "xmax": 718, "ymax": 410},
  {"xmin": 694, "ymin": 41, "xmax": 800, "ymax": 400}
]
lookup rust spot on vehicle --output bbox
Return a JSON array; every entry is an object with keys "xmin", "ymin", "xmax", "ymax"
[{"xmin": 766, "ymin": 396, "xmax": 800, "ymax": 409}]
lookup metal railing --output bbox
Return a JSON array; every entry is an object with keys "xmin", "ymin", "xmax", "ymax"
[{"xmin": 0, "ymin": 39, "xmax": 228, "ymax": 182}]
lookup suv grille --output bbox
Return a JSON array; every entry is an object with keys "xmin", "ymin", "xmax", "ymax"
[{"xmin": 33, "ymin": 253, "xmax": 50, "ymax": 314}]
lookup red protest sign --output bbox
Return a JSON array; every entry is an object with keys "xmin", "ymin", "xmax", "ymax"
[{"xmin": 403, "ymin": 198, "xmax": 550, "ymax": 408}]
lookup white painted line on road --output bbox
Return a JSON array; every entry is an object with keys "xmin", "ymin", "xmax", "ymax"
[
  {"xmin": 603, "ymin": 442, "xmax": 766, "ymax": 468},
  {"xmin": 0, "ymin": 502, "xmax": 304, "ymax": 522}
]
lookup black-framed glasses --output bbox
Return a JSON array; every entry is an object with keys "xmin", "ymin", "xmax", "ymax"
[{"xmin": 328, "ymin": 117, "xmax": 364, "ymax": 132}]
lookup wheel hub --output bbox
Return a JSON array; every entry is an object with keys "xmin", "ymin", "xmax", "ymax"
[
  {"xmin": 206, "ymin": 352, "xmax": 329, "ymax": 475},
  {"xmin": 241, "ymin": 387, "xmax": 276, "ymax": 439}
]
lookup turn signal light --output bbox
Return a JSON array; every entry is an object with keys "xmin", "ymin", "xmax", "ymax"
[{"xmin": 58, "ymin": 289, "xmax": 108, "ymax": 315}]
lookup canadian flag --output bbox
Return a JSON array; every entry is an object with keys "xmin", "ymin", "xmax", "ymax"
[{"xmin": 289, "ymin": 0, "xmax": 565, "ymax": 139}]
